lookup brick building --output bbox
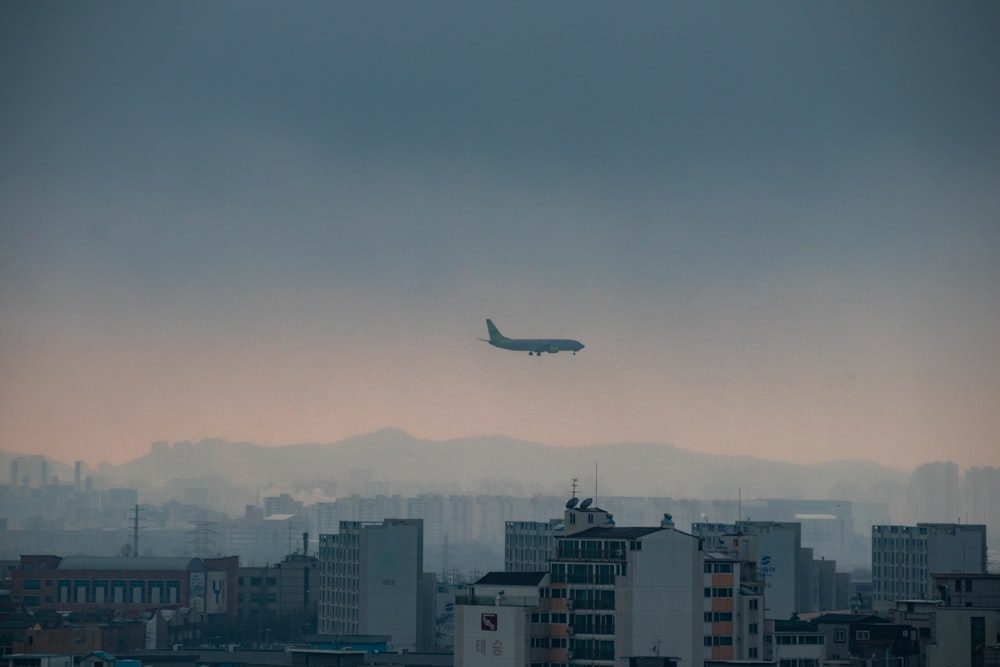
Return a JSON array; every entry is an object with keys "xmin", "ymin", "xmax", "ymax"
[{"xmin": 9, "ymin": 555, "xmax": 239, "ymax": 620}]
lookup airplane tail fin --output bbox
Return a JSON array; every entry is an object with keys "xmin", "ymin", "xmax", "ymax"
[{"xmin": 485, "ymin": 318, "xmax": 506, "ymax": 343}]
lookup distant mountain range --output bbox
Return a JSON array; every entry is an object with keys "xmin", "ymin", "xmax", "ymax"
[{"xmin": 2, "ymin": 428, "xmax": 908, "ymax": 503}]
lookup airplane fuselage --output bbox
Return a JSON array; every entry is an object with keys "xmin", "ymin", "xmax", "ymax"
[{"xmin": 481, "ymin": 319, "xmax": 584, "ymax": 356}]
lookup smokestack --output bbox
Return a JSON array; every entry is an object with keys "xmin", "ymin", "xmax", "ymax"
[{"xmin": 302, "ymin": 532, "xmax": 309, "ymax": 556}]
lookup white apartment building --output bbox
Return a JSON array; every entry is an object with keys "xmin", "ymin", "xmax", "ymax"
[
  {"xmin": 318, "ymin": 518, "xmax": 426, "ymax": 651},
  {"xmin": 549, "ymin": 506, "xmax": 703, "ymax": 667},
  {"xmin": 871, "ymin": 523, "xmax": 987, "ymax": 608}
]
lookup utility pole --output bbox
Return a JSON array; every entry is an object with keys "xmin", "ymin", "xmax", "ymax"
[{"xmin": 131, "ymin": 504, "xmax": 143, "ymax": 557}]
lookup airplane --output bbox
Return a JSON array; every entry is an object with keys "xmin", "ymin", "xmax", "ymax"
[{"xmin": 479, "ymin": 318, "xmax": 585, "ymax": 356}]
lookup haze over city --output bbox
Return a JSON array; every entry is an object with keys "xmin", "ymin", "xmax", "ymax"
[{"xmin": 2, "ymin": 2, "xmax": 998, "ymax": 470}]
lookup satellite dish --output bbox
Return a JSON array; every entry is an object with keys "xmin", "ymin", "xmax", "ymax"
[
  {"xmin": 565, "ymin": 497, "xmax": 579, "ymax": 509},
  {"xmin": 580, "ymin": 497, "xmax": 593, "ymax": 509}
]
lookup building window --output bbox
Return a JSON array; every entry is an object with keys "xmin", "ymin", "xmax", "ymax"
[
  {"xmin": 749, "ymin": 599, "xmax": 759, "ymax": 609},
  {"xmin": 834, "ymin": 629, "xmax": 847, "ymax": 643},
  {"xmin": 749, "ymin": 623, "xmax": 758, "ymax": 634},
  {"xmin": 749, "ymin": 648, "xmax": 758, "ymax": 658},
  {"xmin": 167, "ymin": 580, "xmax": 181, "ymax": 604},
  {"xmin": 75, "ymin": 579, "xmax": 90, "ymax": 604},
  {"xmin": 856, "ymin": 630, "xmax": 870, "ymax": 640}
]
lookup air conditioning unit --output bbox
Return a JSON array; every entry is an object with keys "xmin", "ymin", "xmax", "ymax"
[
  {"xmin": 566, "ymin": 651, "xmax": 574, "ymax": 659},
  {"xmin": 567, "ymin": 627, "xmax": 574, "ymax": 636},
  {"xmin": 566, "ymin": 600, "xmax": 574, "ymax": 609}
]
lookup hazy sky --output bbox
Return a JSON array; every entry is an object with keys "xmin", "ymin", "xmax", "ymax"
[{"xmin": 2, "ymin": 2, "xmax": 998, "ymax": 470}]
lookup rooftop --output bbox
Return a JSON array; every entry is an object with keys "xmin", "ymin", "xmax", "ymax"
[
  {"xmin": 476, "ymin": 571, "xmax": 547, "ymax": 587},
  {"xmin": 57, "ymin": 557, "xmax": 204, "ymax": 572}
]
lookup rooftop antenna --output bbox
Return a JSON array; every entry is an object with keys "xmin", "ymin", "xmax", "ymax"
[
  {"xmin": 594, "ymin": 462, "xmax": 598, "ymax": 505},
  {"xmin": 566, "ymin": 478, "xmax": 580, "ymax": 509}
]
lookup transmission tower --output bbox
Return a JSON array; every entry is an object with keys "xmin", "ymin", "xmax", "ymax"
[{"xmin": 190, "ymin": 520, "xmax": 219, "ymax": 557}]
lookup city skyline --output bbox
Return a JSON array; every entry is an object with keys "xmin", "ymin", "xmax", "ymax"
[{"xmin": 2, "ymin": 3, "xmax": 998, "ymax": 469}]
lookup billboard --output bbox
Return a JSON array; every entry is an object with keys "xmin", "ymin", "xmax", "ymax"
[
  {"xmin": 190, "ymin": 572, "xmax": 205, "ymax": 613},
  {"xmin": 206, "ymin": 570, "xmax": 228, "ymax": 613},
  {"xmin": 458, "ymin": 606, "xmax": 526, "ymax": 667}
]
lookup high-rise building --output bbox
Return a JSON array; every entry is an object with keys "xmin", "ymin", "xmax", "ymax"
[
  {"xmin": 264, "ymin": 493, "xmax": 303, "ymax": 518},
  {"xmin": 963, "ymin": 466, "xmax": 1000, "ymax": 540},
  {"xmin": 505, "ymin": 519, "xmax": 561, "ymax": 572},
  {"xmin": 551, "ymin": 505, "xmax": 704, "ymax": 667},
  {"xmin": 317, "ymin": 518, "xmax": 429, "ymax": 651},
  {"xmin": 908, "ymin": 462, "xmax": 960, "ymax": 524},
  {"xmin": 871, "ymin": 523, "xmax": 987, "ymax": 609}
]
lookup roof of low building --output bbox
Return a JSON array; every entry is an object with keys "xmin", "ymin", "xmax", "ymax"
[
  {"xmin": 773, "ymin": 619, "xmax": 819, "ymax": 633},
  {"xmin": 812, "ymin": 613, "xmax": 884, "ymax": 625},
  {"xmin": 57, "ymin": 557, "xmax": 203, "ymax": 572},
  {"xmin": 561, "ymin": 526, "xmax": 664, "ymax": 539},
  {"xmin": 476, "ymin": 571, "xmax": 547, "ymax": 586},
  {"xmin": 82, "ymin": 651, "xmax": 117, "ymax": 661}
]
